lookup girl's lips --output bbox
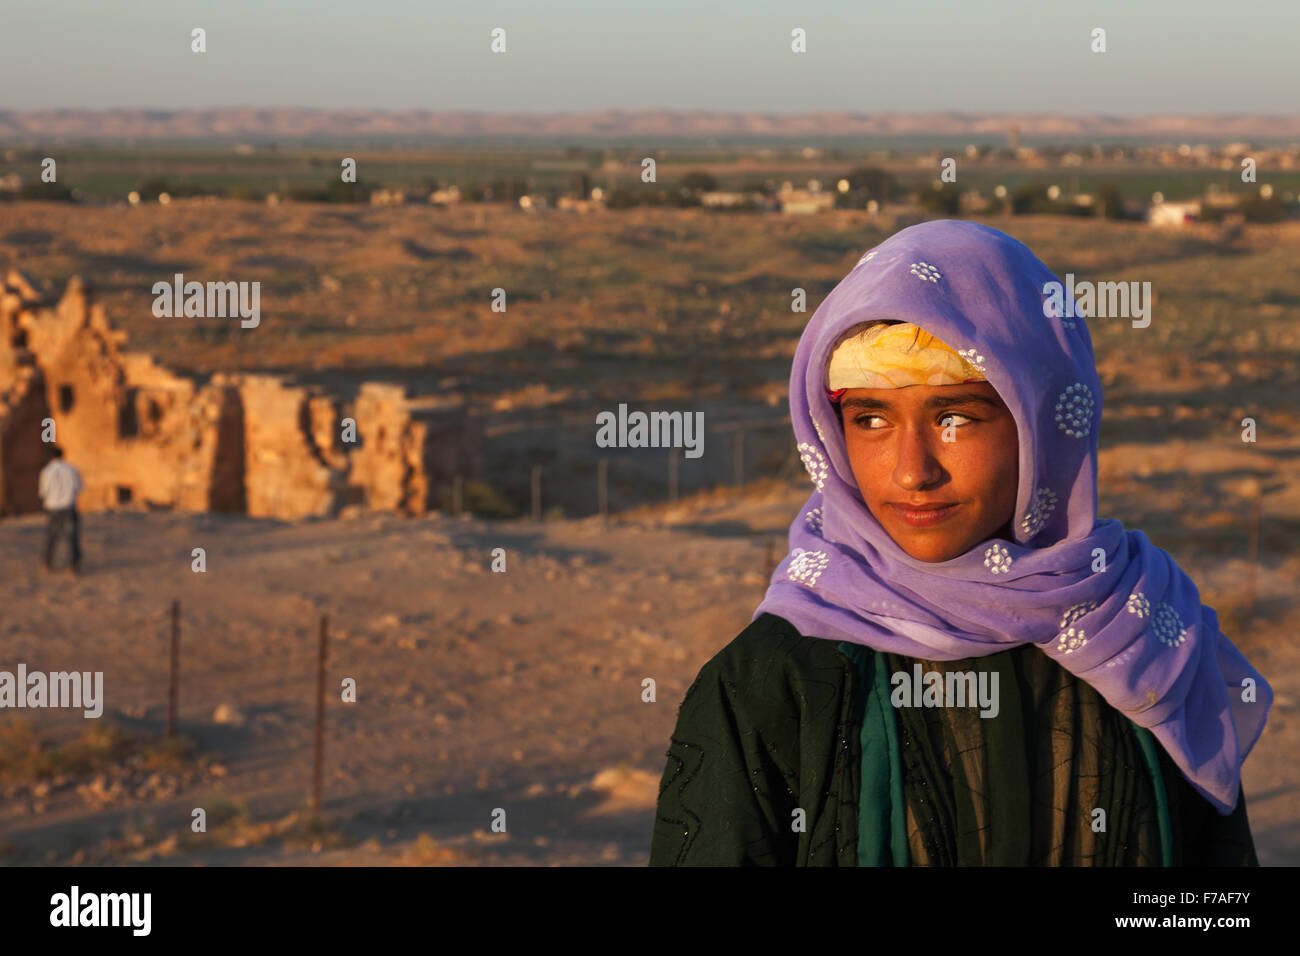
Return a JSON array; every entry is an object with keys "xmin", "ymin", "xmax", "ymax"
[{"xmin": 889, "ymin": 502, "xmax": 961, "ymax": 527}]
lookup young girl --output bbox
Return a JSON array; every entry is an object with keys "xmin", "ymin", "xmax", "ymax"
[{"xmin": 650, "ymin": 220, "xmax": 1271, "ymax": 866}]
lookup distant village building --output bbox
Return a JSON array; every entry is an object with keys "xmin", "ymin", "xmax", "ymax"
[
  {"xmin": 370, "ymin": 188, "xmax": 426, "ymax": 206},
  {"xmin": 429, "ymin": 185, "xmax": 462, "ymax": 205},
  {"xmin": 556, "ymin": 195, "xmax": 605, "ymax": 213},
  {"xmin": 778, "ymin": 182, "xmax": 835, "ymax": 215},
  {"xmin": 700, "ymin": 191, "xmax": 750, "ymax": 209},
  {"xmin": 958, "ymin": 190, "xmax": 994, "ymax": 214},
  {"xmin": 1148, "ymin": 200, "xmax": 1201, "ymax": 228},
  {"xmin": 0, "ymin": 172, "xmax": 22, "ymax": 193}
]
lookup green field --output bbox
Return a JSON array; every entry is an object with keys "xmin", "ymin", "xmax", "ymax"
[{"xmin": 4, "ymin": 146, "xmax": 1297, "ymax": 205}]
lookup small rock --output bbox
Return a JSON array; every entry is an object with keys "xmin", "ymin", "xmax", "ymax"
[{"xmin": 213, "ymin": 703, "xmax": 246, "ymax": 726}]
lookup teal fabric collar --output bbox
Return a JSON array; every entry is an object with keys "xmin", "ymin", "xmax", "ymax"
[
  {"xmin": 1131, "ymin": 724, "xmax": 1173, "ymax": 867},
  {"xmin": 840, "ymin": 641, "xmax": 1173, "ymax": 867},
  {"xmin": 839, "ymin": 642, "xmax": 908, "ymax": 866}
]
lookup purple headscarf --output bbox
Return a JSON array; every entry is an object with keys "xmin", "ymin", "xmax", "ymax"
[{"xmin": 755, "ymin": 219, "xmax": 1271, "ymax": 816}]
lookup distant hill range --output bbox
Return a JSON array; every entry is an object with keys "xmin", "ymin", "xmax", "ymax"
[{"xmin": 2, "ymin": 109, "xmax": 1297, "ymax": 144}]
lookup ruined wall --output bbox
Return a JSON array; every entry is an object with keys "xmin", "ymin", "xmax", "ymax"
[
  {"xmin": 199, "ymin": 373, "xmax": 246, "ymax": 514},
  {"xmin": 0, "ymin": 270, "xmax": 483, "ymax": 520},
  {"xmin": 348, "ymin": 384, "xmax": 411, "ymax": 513},
  {"xmin": 348, "ymin": 384, "xmax": 482, "ymax": 515},
  {"xmin": 238, "ymin": 375, "xmax": 349, "ymax": 519},
  {"xmin": 0, "ymin": 272, "xmax": 234, "ymax": 512},
  {"xmin": 0, "ymin": 365, "xmax": 51, "ymax": 514},
  {"xmin": 0, "ymin": 273, "xmax": 57, "ymax": 514}
]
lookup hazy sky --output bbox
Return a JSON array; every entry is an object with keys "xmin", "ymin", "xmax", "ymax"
[{"xmin": 3, "ymin": 0, "xmax": 1296, "ymax": 113}]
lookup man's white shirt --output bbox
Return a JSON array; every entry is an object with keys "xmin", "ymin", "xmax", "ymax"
[{"xmin": 38, "ymin": 459, "xmax": 83, "ymax": 510}]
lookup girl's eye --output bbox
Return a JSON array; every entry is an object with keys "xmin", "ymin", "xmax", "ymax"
[
  {"xmin": 939, "ymin": 413, "xmax": 976, "ymax": 427},
  {"xmin": 853, "ymin": 412, "xmax": 978, "ymax": 429}
]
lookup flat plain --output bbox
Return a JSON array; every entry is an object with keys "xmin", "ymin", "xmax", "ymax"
[{"xmin": 1, "ymin": 201, "xmax": 1297, "ymax": 864}]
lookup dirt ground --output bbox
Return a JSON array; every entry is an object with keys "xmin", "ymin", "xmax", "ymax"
[
  {"xmin": 1, "ymin": 206, "xmax": 1297, "ymax": 864},
  {"xmin": 1, "ymin": 452, "xmax": 1297, "ymax": 866}
]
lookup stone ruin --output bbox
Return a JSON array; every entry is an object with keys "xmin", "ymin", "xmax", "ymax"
[{"xmin": 0, "ymin": 270, "xmax": 482, "ymax": 519}]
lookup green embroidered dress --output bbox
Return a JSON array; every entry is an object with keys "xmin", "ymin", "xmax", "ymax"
[{"xmin": 650, "ymin": 613, "xmax": 1258, "ymax": 866}]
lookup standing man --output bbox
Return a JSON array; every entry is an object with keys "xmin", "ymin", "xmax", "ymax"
[{"xmin": 38, "ymin": 446, "xmax": 83, "ymax": 575}]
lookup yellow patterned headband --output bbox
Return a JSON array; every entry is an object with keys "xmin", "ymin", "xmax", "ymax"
[{"xmin": 825, "ymin": 321, "xmax": 987, "ymax": 395}]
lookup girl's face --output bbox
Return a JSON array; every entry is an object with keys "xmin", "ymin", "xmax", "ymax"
[{"xmin": 838, "ymin": 382, "xmax": 1020, "ymax": 562}]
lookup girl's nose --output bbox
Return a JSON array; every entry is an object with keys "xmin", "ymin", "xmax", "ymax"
[{"xmin": 892, "ymin": 426, "xmax": 944, "ymax": 490}]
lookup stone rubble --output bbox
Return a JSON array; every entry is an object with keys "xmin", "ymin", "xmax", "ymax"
[{"xmin": 0, "ymin": 270, "xmax": 481, "ymax": 518}]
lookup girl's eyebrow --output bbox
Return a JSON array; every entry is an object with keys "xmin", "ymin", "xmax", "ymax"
[{"xmin": 841, "ymin": 393, "xmax": 1001, "ymax": 412}]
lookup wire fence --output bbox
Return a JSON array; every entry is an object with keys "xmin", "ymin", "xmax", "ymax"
[{"xmin": 442, "ymin": 417, "xmax": 807, "ymax": 522}]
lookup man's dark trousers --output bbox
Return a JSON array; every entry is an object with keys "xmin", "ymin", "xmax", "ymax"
[{"xmin": 43, "ymin": 507, "xmax": 81, "ymax": 571}]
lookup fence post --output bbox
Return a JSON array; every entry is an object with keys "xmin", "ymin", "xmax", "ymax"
[
  {"xmin": 733, "ymin": 430, "xmax": 744, "ymax": 486},
  {"xmin": 311, "ymin": 614, "xmax": 328, "ymax": 816},
  {"xmin": 1246, "ymin": 488, "xmax": 1261, "ymax": 623},
  {"xmin": 597, "ymin": 459, "xmax": 608, "ymax": 523},
  {"xmin": 167, "ymin": 599, "xmax": 179, "ymax": 738}
]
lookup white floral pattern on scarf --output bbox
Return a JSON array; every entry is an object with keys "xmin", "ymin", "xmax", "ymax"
[
  {"xmin": 1054, "ymin": 383, "xmax": 1095, "ymax": 439},
  {"xmin": 804, "ymin": 507, "xmax": 824, "ymax": 534},
  {"xmin": 1126, "ymin": 592, "xmax": 1151, "ymax": 618},
  {"xmin": 786, "ymin": 548, "xmax": 830, "ymax": 587},
  {"xmin": 1055, "ymin": 600, "xmax": 1097, "ymax": 654},
  {"xmin": 1152, "ymin": 602, "xmax": 1188, "ymax": 648},
  {"xmin": 798, "ymin": 442, "xmax": 829, "ymax": 492},
  {"xmin": 983, "ymin": 543, "xmax": 1012, "ymax": 574},
  {"xmin": 1020, "ymin": 486, "xmax": 1059, "ymax": 537},
  {"xmin": 909, "ymin": 261, "xmax": 942, "ymax": 282}
]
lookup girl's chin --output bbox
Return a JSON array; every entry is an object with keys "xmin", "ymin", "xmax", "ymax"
[
  {"xmin": 895, "ymin": 538, "xmax": 970, "ymax": 563},
  {"xmin": 889, "ymin": 525, "xmax": 992, "ymax": 561}
]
